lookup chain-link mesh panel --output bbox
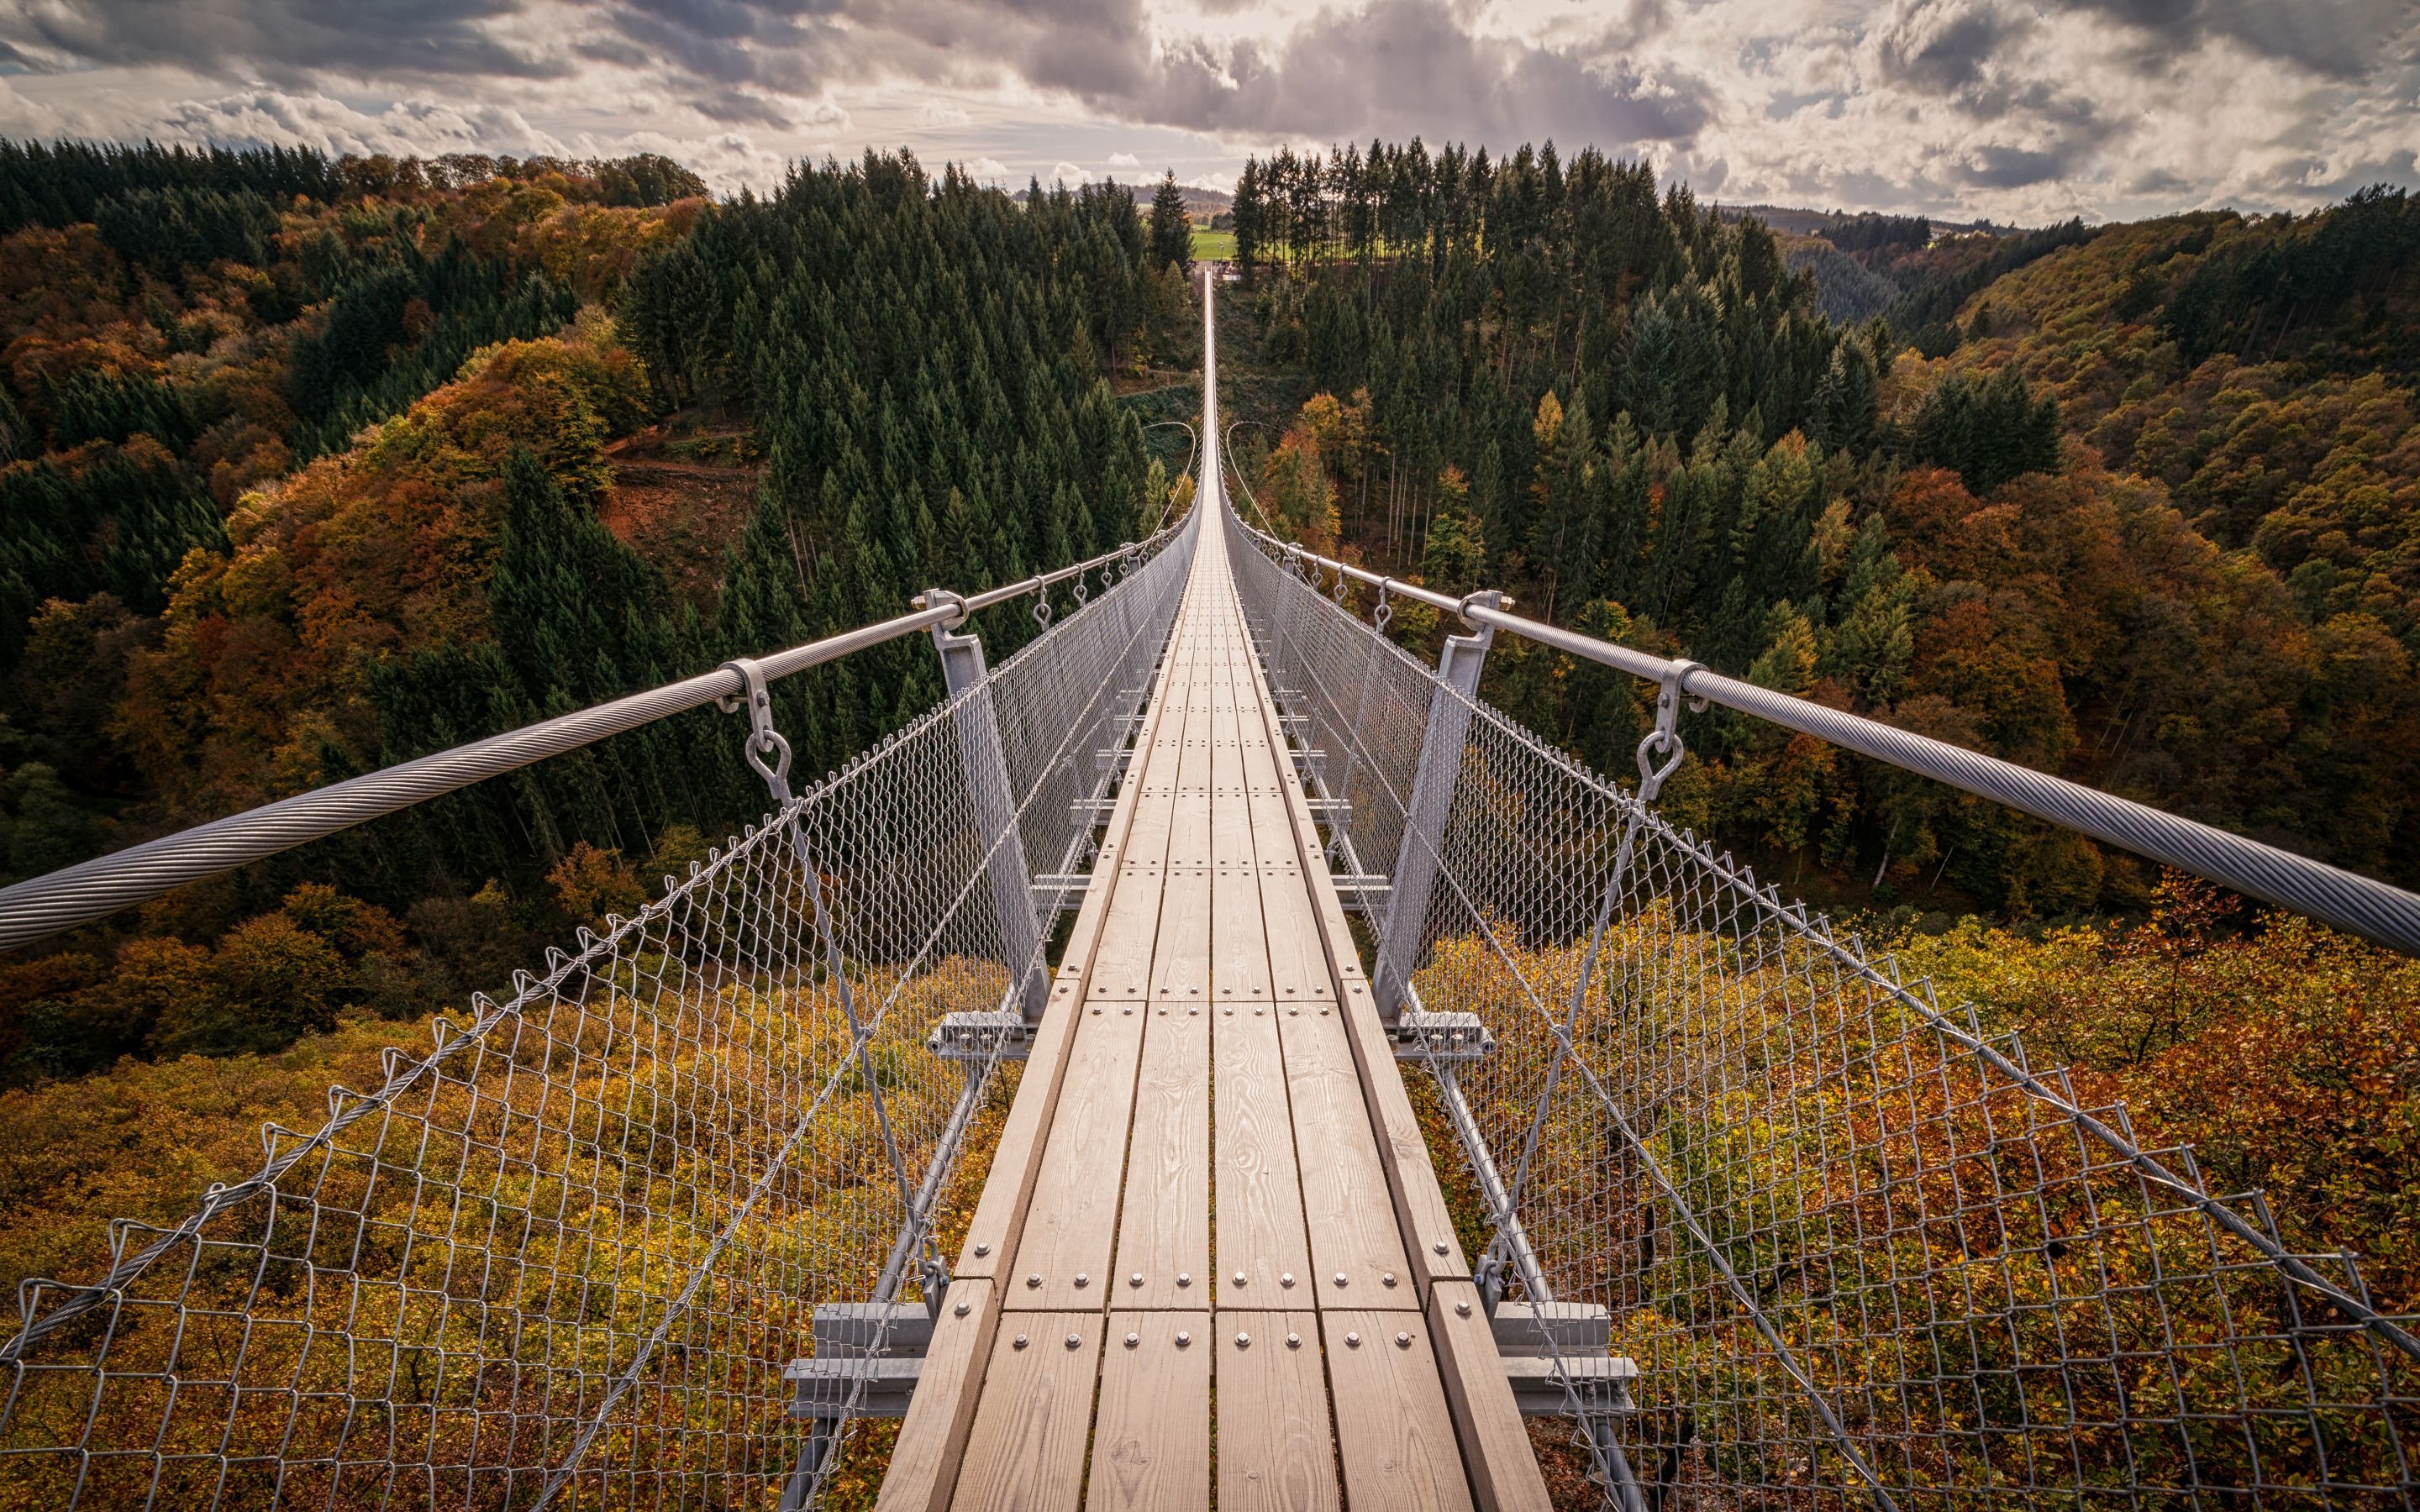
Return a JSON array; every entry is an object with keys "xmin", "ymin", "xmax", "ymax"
[
  {"xmin": 0, "ymin": 517, "xmax": 1196, "ymax": 1509},
  {"xmin": 1227, "ymin": 511, "xmax": 2420, "ymax": 1511}
]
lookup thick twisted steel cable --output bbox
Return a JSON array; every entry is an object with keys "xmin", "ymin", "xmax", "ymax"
[
  {"xmin": 0, "ymin": 526, "xmax": 1184, "ymax": 953},
  {"xmin": 1229, "ymin": 515, "xmax": 2420, "ymax": 955}
]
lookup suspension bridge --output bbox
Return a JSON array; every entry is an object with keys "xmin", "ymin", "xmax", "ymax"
[{"xmin": 0, "ymin": 270, "xmax": 2416, "ymax": 1510}]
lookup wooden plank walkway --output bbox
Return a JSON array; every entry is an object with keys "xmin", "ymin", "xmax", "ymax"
[{"xmin": 877, "ymin": 514, "xmax": 1549, "ymax": 1512}]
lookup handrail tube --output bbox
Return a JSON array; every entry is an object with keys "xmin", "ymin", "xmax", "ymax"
[
  {"xmin": 0, "ymin": 525, "xmax": 1184, "ymax": 954},
  {"xmin": 1239, "ymin": 517, "xmax": 2420, "ymax": 955}
]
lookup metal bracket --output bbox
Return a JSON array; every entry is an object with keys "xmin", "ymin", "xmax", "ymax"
[
  {"xmin": 718, "ymin": 657, "xmax": 793, "ymax": 801},
  {"xmin": 1634, "ymin": 659, "xmax": 1703, "ymax": 806},
  {"xmin": 1390, "ymin": 1010, "xmax": 1494, "ymax": 1063}
]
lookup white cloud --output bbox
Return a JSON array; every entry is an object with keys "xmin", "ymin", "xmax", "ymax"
[
  {"xmin": 1050, "ymin": 160, "xmax": 1092, "ymax": 186},
  {"xmin": 965, "ymin": 155, "xmax": 1010, "ymax": 182},
  {"xmin": 0, "ymin": 0, "xmax": 2409, "ymax": 220}
]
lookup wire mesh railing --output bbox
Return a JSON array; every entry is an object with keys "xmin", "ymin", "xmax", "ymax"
[
  {"xmin": 1225, "ymin": 507, "xmax": 2420, "ymax": 1510},
  {"xmin": 0, "ymin": 513, "xmax": 1197, "ymax": 1509}
]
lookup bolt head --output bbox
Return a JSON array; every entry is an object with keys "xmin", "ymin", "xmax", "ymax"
[
  {"xmin": 1176, "ymin": 1331, "xmax": 1192, "ymax": 1347},
  {"xmin": 1233, "ymin": 1271, "xmax": 1245, "ymax": 1284},
  {"xmin": 1065, "ymin": 1333, "xmax": 1082, "ymax": 1349},
  {"xmin": 1177, "ymin": 1272, "xmax": 1191, "ymax": 1286},
  {"xmin": 955, "ymin": 1300, "xmax": 971, "ymax": 1317},
  {"xmin": 1345, "ymin": 1331, "xmax": 1361, "ymax": 1347},
  {"xmin": 1286, "ymin": 1332, "xmax": 1302, "ymax": 1348},
  {"xmin": 1125, "ymin": 1331, "xmax": 1139, "ymax": 1348},
  {"xmin": 1236, "ymin": 1331, "xmax": 1251, "ymax": 1347},
  {"xmin": 1013, "ymin": 1334, "xmax": 1029, "ymax": 1349},
  {"xmin": 1334, "ymin": 1272, "xmax": 1347, "ymax": 1285},
  {"xmin": 1130, "ymin": 1272, "xmax": 1144, "ymax": 1286},
  {"xmin": 1382, "ymin": 1272, "xmax": 1397, "ymax": 1287},
  {"xmin": 1280, "ymin": 1272, "xmax": 1295, "ymax": 1287},
  {"xmin": 1433, "ymin": 1242, "xmax": 1449, "ymax": 1255},
  {"xmin": 972, "ymin": 1242, "xmax": 990, "ymax": 1257},
  {"xmin": 1026, "ymin": 1273, "xmax": 1040, "ymax": 1288},
  {"xmin": 1397, "ymin": 1332, "xmax": 1412, "ymax": 1348},
  {"xmin": 1455, "ymin": 1300, "xmax": 1471, "ymax": 1317}
]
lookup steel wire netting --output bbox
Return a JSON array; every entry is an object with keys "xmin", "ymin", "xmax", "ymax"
[
  {"xmin": 1225, "ymin": 512, "xmax": 2420, "ymax": 1511},
  {"xmin": 0, "ymin": 518, "xmax": 1197, "ymax": 1510}
]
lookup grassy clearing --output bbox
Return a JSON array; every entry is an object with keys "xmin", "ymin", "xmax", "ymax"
[{"xmin": 1190, "ymin": 228, "xmax": 1236, "ymax": 261}]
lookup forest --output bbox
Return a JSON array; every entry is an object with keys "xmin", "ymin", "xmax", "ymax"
[
  {"xmin": 0, "ymin": 142, "xmax": 1191, "ymax": 1094},
  {"xmin": 1220, "ymin": 140, "xmax": 2420, "ymax": 923},
  {"xmin": 0, "ymin": 133, "xmax": 2415, "ymax": 1501}
]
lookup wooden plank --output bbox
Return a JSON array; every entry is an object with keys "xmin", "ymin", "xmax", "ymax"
[
  {"xmin": 1426, "ymin": 1281, "xmax": 1554, "ymax": 1512},
  {"xmin": 872, "ymin": 1278, "xmax": 999, "ymax": 1512},
  {"xmin": 1322, "ymin": 1311, "xmax": 1476, "ymax": 1512},
  {"xmin": 1090, "ymin": 1311, "xmax": 1212, "ymax": 1511},
  {"xmin": 947, "ymin": 1312, "xmax": 1103, "ymax": 1512},
  {"xmin": 1112, "ymin": 1006, "xmax": 1209, "ymax": 1309},
  {"xmin": 1215, "ymin": 1311, "xmax": 1339, "ymax": 1512},
  {"xmin": 1212, "ymin": 1001, "xmax": 1313, "ymax": 1307},
  {"xmin": 956, "ymin": 596, "xmax": 1186, "ymax": 1280},
  {"xmin": 1241, "ymin": 639, "xmax": 1470, "ymax": 1287},
  {"xmin": 1005, "ymin": 1005, "xmax": 1145, "ymax": 1310},
  {"xmin": 1276, "ymin": 996, "xmax": 1416, "ymax": 1309}
]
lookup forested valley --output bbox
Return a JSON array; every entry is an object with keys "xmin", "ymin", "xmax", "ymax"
[
  {"xmin": 0, "ymin": 132, "xmax": 2415, "ymax": 1352},
  {"xmin": 1214, "ymin": 139, "xmax": 2420, "ymax": 1312},
  {"xmin": 0, "ymin": 138, "xmax": 1191, "ymax": 1161}
]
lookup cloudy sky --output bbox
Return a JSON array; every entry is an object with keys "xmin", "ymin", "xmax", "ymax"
[{"xmin": 1, "ymin": 0, "xmax": 2414, "ymax": 223}]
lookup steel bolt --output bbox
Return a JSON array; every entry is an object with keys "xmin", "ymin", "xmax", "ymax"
[
  {"xmin": 1026, "ymin": 1273, "xmax": 1040, "ymax": 1288},
  {"xmin": 1176, "ymin": 1331, "xmax": 1192, "ymax": 1347},
  {"xmin": 1334, "ymin": 1272, "xmax": 1347, "ymax": 1286},
  {"xmin": 1013, "ymin": 1334, "xmax": 1029, "ymax": 1349},
  {"xmin": 1065, "ymin": 1333, "xmax": 1081, "ymax": 1349},
  {"xmin": 1286, "ymin": 1332, "xmax": 1302, "ymax": 1348},
  {"xmin": 1382, "ymin": 1272, "xmax": 1397, "ymax": 1288},
  {"xmin": 973, "ymin": 1242, "xmax": 990, "ymax": 1257},
  {"xmin": 1177, "ymin": 1272, "xmax": 1191, "ymax": 1286},
  {"xmin": 955, "ymin": 1299, "xmax": 971, "ymax": 1317},
  {"xmin": 1130, "ymin": 1272, "xmax": 1144, "ymax": 1287},
  {"xmin": 1397, "ymin": 1332, "xmax": 1412, "ymax": 1348},
  {"xmin": 1233, "ymin": 1271, "xmax": 1245, "ymax": 1284},
  {"xmin": 1455, "ymin": 1300, "xmax": 1471, "ymax": 1317},
  {"xmin": 1075, "ymin": 1273, "xmax": 1089, "ymax": 1288},
  {"xmin": 1280, "ymin": 1273, "xmax": 1295, "ymax": 1288},
  {"xmin": 1433, "ymin": 1242, "xmax": 1449, "ymax": 1255},
  {"xmin": 1236, "ymin": 1331, "xmax": 1251, "ymax": 1348},
  {"xmin": 1125, "ymin": 1331, "xmax": 1140, "ymax": 1348},
  {"xmin": 1344, "ymin": 1331, "xmax": 1360, "ymax": 1347}
]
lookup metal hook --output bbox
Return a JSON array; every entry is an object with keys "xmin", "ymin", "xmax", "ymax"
[
  {"xmin": 718, "ymin": 657, "xmax": 794, "ymax": 801},
  {"xmin": 1033, "ymin": 596, "xmax": 1054, "ymax": 630},
  {"xmin": 1372, "ymin": 581, "xmax": 1393, "ymax": 633},
  {"xmin": 1634, "ymin": 660, "xmax": 1703, "ymax": 805}
]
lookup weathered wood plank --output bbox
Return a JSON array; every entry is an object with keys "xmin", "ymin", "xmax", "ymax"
[
  {"xmin": 872, "ymin": 1278, "xmax": 999, "ymax": 1512},
  {"xmin": 948, "ymin": 1313, "xmax": 1104, "ymax": 1512},
  {"xmin": 1322, "ymin": 1310, "xmax": 1476, "ymax": 1512},
  {"xmin": 1112, "ymin": 1005, "xmax": 1210, "ymax": 1309},
  {"xmin": 1215, "ymin": 1311, "xmax": 1339, "ymax": 1512},
  {"xmin": 1427, "ymin": 1280, "xmax": 1554, "ymax": 1512},
  {"xmin": 1090, "ymin": 1311, "xmax": 1212, "ymax": 1511},
  {"xmin": 1005, "ymin": 1005, "xmax": 1145, "ymax": 1311}
]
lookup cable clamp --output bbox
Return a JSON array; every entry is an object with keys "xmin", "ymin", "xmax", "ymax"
[
  {"xmin": 718, "ymin": 657, "xmax": 792, "ymax": 794},
  {"xmin": 1635, "ymin": 659, "xmax": 1703, "ymax": 804},
  {"xmin": 917, "ymin": 588, "xmax": 971, "ymax": 629}
]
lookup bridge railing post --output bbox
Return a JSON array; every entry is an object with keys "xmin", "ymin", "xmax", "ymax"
[
  {"xmin": 1372, "ymin": 591, "xmax": 1501, "ymax": 1020},
  {"xmin": 925, "ymin": 596, "xmax": 1048, "ymax": 1021}
]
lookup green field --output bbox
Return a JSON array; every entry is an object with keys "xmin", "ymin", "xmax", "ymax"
[{"xmin": 1190, "ymin": 229, "xmax": 1236, "ymax": 262}]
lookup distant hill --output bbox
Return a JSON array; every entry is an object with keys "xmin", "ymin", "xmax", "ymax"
[{"xmin": 1714, "ymin": 201, "xmax": 2011, "ymax": 239}]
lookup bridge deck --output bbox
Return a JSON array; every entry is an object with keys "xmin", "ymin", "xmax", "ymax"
[{"xmin": 876, "ymin": 519, "xmax": 1549, "ymax": 1510}]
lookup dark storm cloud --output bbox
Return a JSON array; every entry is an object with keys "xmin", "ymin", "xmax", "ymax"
[
  {"xmin": 1959, "ymin": 143, "xmax": 2071, "ymax": 189},
  {"xmin": 1124, "ymin": 0, "xmax": 1709, "ymax": 151},
  {"xmin": 0, "ymin": 0, "xmax": 561, "ymax": 83},
  {"xmin": 2054, "ymin": 0, "xmax": 2412, "ymax": 80},
  {"xmin": 1873, "ymin": 0, "xmax": 2028, "ymax": 96}
]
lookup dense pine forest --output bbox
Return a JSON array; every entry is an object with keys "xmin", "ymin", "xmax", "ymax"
[
  {"xmin": 0, "ymin": 143, "xmax": 1186, "ymax": 1095},
  {"xmin": 0, "ymin": 133, "xmax": 2415, "ymax": 1399},
  {"xmin": 1221, "ymin": 141, "xmax": 2420, "ymax": 925}
]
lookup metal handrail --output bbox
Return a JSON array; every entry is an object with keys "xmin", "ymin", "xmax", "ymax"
[
  {"xmin": 0, "ymin": 521, "xmax": 1191, "ymax": 953},
  {"xmin": 1228, "ymin": 513, "xmax": 2420, "ymax": 955}
]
